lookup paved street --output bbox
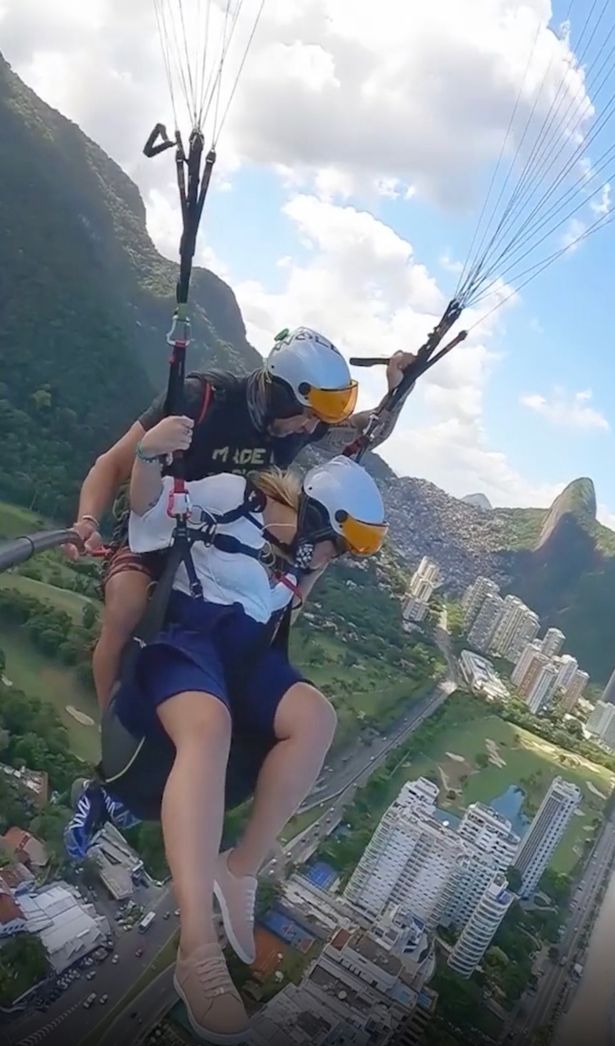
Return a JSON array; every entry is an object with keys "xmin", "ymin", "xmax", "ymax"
[
  {"xmin": 2, "ymin": 887, "xmax": 178, "ymax": 1046},
  {"xmin": 508, "ymin": 815, "xmax": 615, "ymax": 1044}
]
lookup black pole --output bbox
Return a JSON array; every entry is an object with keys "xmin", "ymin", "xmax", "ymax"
[{"xmin": 0, "ymin": 530, "xmax": 83, "ymax": 574}]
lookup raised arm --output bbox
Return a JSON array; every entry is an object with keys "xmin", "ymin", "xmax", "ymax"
[
  {"xmin": 129, "ymin": 416, "xmax": 195, "ymax": 516},
  {"xmin": 316, "ymin": 350, "xmax": 417, "ymax": 454}
]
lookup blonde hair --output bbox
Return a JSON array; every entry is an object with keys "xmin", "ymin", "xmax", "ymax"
[{"xmin": 250, "ymin": 467, "xmax": 302, "ymax": 512}]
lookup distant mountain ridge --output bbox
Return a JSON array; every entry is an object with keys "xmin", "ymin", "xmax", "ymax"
[
  {"xmin": 1, "ymin": 55, "xmax": 614, "ymax": 683},
  {"xmin": 461, "ymin": 493, "xmax": 493, "ymax": 511}
]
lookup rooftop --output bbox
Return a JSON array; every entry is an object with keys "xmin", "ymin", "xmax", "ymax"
[{"xmin": 0, "ymin": 890, "xmax": 24, "ymax": 925}]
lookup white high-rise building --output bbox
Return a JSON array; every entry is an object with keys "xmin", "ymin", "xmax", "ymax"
[
  {"xmin": 586, "ymin": 701, "xmax": 615, "ymax": 747},
  {"xmin": 403, "ymin": 558, "xmax": 441, "ymax": 625},
  {"xmin": 344, "ymin": 780, "xmax": 509, "ymax": 933},
  {"xmin": 448, "ymin": 876, "xmax": 514, "ymax": 978},
  {"xmin": 540, "ymin": 628, "xmax": 566, "ymax": 658},
  {"xmin": 506, "ymin": 610, "xmax": 540, "ymax": 661},
  {"xmin": 490, "ymin": 597, "xmax": 539, "ymax": 660},
  {"xmin": 467, "ymin": 594, "xmax": 505, "ymax": 653},
  {"xmin": 512, "ymin": 641, "xmax": 543, "ymax": 686},
  {"xmin": 525, "ymin": 662, "xmax": 559, "ymax": 714},
  {"xmin": 514, "ymin": 777, "xmax": 581, "ymax": 897},
  {"xmin": 555, "ymin": 654, "xmax": 579, "ymax": 693},
  {"xmin": 458, "ymin": 803, "xmax": 520, "ymax": 870},
  {"xmin": 586, "ymin": 700, "xmax": 613, "ymax": 735},
  {"xmin": 489, "ymin": 596, "xmax": 525, "ymax": 656},
  {"xmin": 602, "ymin": 666, "xmax": 615, "ymax": 706},
  {"xmin": 462, "ymin": 577, "xmax": 500, "ymax": 628},
  {"xmin": 561, "ymin": 669, "xmax": 589, "ymax": 713}
]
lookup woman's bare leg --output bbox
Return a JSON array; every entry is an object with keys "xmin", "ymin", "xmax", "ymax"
[
  {"xmin": 229, "ymin": 683, "xmax": 336, "ymax": 877},
  {"xmin": 157, "ymin": 690, "xmax": 231, "ymax": 954},
  {"xmin": 93, "ymin": 569, "xmax": 151, "ymax": 706}
]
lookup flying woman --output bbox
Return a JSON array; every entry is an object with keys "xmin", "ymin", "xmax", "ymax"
[{"xmin": 111, "ymin": 412, "xmax": 388, "ymax": 1044}]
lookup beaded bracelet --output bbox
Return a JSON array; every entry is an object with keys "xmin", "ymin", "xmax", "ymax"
[{"xmin": 135, "ymin": 441, "xmax": 162, "ymax": 464}]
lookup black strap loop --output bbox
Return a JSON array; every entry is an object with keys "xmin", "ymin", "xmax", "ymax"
[{"xmin": 143, "ymin": 123, "xmax": 175, "ymax": 158}]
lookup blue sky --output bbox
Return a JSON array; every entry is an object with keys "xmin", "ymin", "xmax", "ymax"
[{"xmin": 2, "ymin": 0, "xmax": 614, "ymax": 522}]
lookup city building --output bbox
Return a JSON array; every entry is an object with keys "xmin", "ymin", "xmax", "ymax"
[
  {"xmin": 402, "ymin": 558, "xmax": 442, "ymax": 624},
  {"xmin": 490, "ymin": 596, "xmax": 539, "ymax": 661},
  {"xmin": 1, "ymin": 828, "xmax": 48, "ymax": 870},
  {"xmin": 457, "ymin": 803, "xmax": 520, "ymax": 869},
  {"xmin": 447, "ymin": 876, "xmax": 514, "ymax": 978},
  {"xmin": 459, "ymin": 651, "xmax": 509, "ymax": 701},
  {"xmin": 89, "ymin": 823, "xmax": 145, "ymax": 900},
  {"xmin": 540, "ymin": 628, "xmax": 566, "ymax": 658},
  {"xmin": 561, "ymin": 669, "xmax": 589, "ymax": 712},
  {"xmin": 525, "ymin": 662, "xmax": 559, "ymax": 714},
  {"xmin": 554, "ymin": 654, "xmax": 579, "ymax": 694},
  {"xmin": 512, "ymin": 641, "xmax": 544, "ymax": 686},
  {"xmin": 462, "ymin": 577, "xmax": 500, "ymax": 629},
  {"xmin": 513, "ymin": 777, "xmax": 581, "ymax": 897},
  {"xmin": 250, "ymin": 920, "xmax": 435, "ymax": 1046},
  {"xmin": 344, "ymin": 780, "xmax": 510, "ymax": 938},
  {"xmin": 19, "ymin": 882, "xmax": 111, "ymax": 972},
  {"xmin": 402, "ymin": 596, "xmax": 429, "ymax": 625},
  {"xmin": 0, "ymin": 863, "xmax": 34, "ymax": 895},
  {"xmin": 0, "ymin": 889, "xmax": 26, "ymax": 938},
  {"xmin": 467, "ymin": 593, "xmax": 505, "ymax": 653},
  {"xmin": 602, "ymin": 666, "xmax": 615, "ymax": 705},
  {"xmin": 585, "ymin": 701, "xmax": 615, "ymax": 749},
  {"xmin": 0, "ymin": 764, "xmax": 49, "ymax": 808}
]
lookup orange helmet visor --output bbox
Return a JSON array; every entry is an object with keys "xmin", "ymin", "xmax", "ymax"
[
  {"xmin": 339, "ymin": 515, "xmax": 388, "ymax": 556},
  {"xmin": 306, "ymin": 381, "xmax": 359, "ymax": 424}
]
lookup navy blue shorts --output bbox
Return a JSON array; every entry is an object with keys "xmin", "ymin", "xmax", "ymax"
[{"xmin": 116, "ymin": 591, "xmax": 304, "ymax": 740}]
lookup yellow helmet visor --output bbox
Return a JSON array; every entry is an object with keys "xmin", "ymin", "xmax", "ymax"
[
  {"xmin": 305, "ymin": 381, "xmax": 359, "ymax": 424},
  {"xmin": 339, "ymin": 515, "xmax": 388, "ymax": 556}
]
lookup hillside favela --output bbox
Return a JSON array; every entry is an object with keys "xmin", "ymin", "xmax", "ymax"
[{"xmin": 1, "ymin": 3, "xmax": 615, "ymax": 1046}]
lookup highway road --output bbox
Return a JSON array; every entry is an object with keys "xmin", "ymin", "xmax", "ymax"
[
  {"xmin": 3, "ymin": 616, "xmax": 457, "ymax": 1046},
  {"xmin": 2, "ymin": 887, "xmax": 178, "ymax": 1046},
  {"xmin": 508, "ymin": 814, "xmax": 615, "ymax": 1044}
]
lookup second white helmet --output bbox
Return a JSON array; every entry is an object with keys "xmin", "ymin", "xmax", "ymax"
[
  {"xmin": 299, "ymin": 455, "xmax": 388, "ymax": 557},
  {"xmin": 265, "ymin": 327, "xmax": 358, "ymax": 424}
]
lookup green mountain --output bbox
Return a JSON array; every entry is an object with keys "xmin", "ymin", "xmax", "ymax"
[
  {"xmin": 499, "ymin": 479, "xmax": 615, "ymax": 684},
  {"xmin": 0, "ymin": 52, "xmax": 259, "ymax": 520}
]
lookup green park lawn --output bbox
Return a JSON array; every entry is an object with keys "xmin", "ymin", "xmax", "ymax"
[
  {"xmin": 0, "ymin": 499, "xmax": 43, "ymax": 539},
  {"xmin": 290, "ymin": 631, "xmax": 438, "ymax": 751},
  {"xmin": 383, "ymin": 697, "xmax": 614, "ymax": 874},
  {"xmin": 0, "ymin": 624, "xmax": 100, "ymax": 763},
  {"xmin": 0, "ymin": 573, "xmax": 98, "ymax": 621}
]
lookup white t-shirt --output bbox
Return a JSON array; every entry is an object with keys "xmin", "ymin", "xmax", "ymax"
[{"xmin": 128, "ymin": 474, "xmax": 295, "ymax": 624}]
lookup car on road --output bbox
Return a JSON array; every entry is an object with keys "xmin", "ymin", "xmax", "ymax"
[
  {"xmin": 83, "ymin": 992, "xmax": 97, "ymax": 1009},
  {"xmin": 111, "ymin": 954, "xmax": 119, "ymax": 964},
  {"xmin": 135, "ymin": 948, "xmax": 144, "ymax": 958},
  {"xmin": 100, "ymin": 994, "xmax": 109, "ymax": 1005}
]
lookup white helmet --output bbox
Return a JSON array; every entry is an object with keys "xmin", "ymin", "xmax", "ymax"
[
  {"xmin": 296, "ymin": 455, "xmax": 388, "ymax": 563},
  {"xmin": 265, "ymin": 327, "xmax": 358, "ymax": 424}
]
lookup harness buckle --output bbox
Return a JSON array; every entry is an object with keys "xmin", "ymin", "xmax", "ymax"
[
  {"xmin": 191, "ymin": 508, "xmax": 218, "ymax": 546},
  {"xmin": 167, "ymin": 489, "xmax": 191, "ymax": 519}
]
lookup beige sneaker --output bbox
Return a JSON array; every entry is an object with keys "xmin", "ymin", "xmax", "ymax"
[
  {"xmin": 174, "ymin": 943, "xmax": 249, "ymax": 1044},
  {"xmin": 213, "ymin": 851, "xmax": 257, "ymax": 964}
]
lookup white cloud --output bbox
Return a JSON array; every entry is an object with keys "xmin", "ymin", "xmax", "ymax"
[
  {"xmin": 590, "ymin": 182, "xmax": 612, "ymax": 218},
  {"xmin": 1, "ymin": 0, "xmax": 593, "ymax": 211},
  {"xmin": 520, "ymin": 388, "xmax": 610, "ymax": 432},
  {"xmin": 598, "ymin": 505, "xmax": 615, "ymax": 532},
  {"xmin": 560, "ymin": 217, "xmax": 586, "ymax": 254},
  {"xmin": 233, "ymin": 192, "xmax": 564, "ymax": 508}
]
